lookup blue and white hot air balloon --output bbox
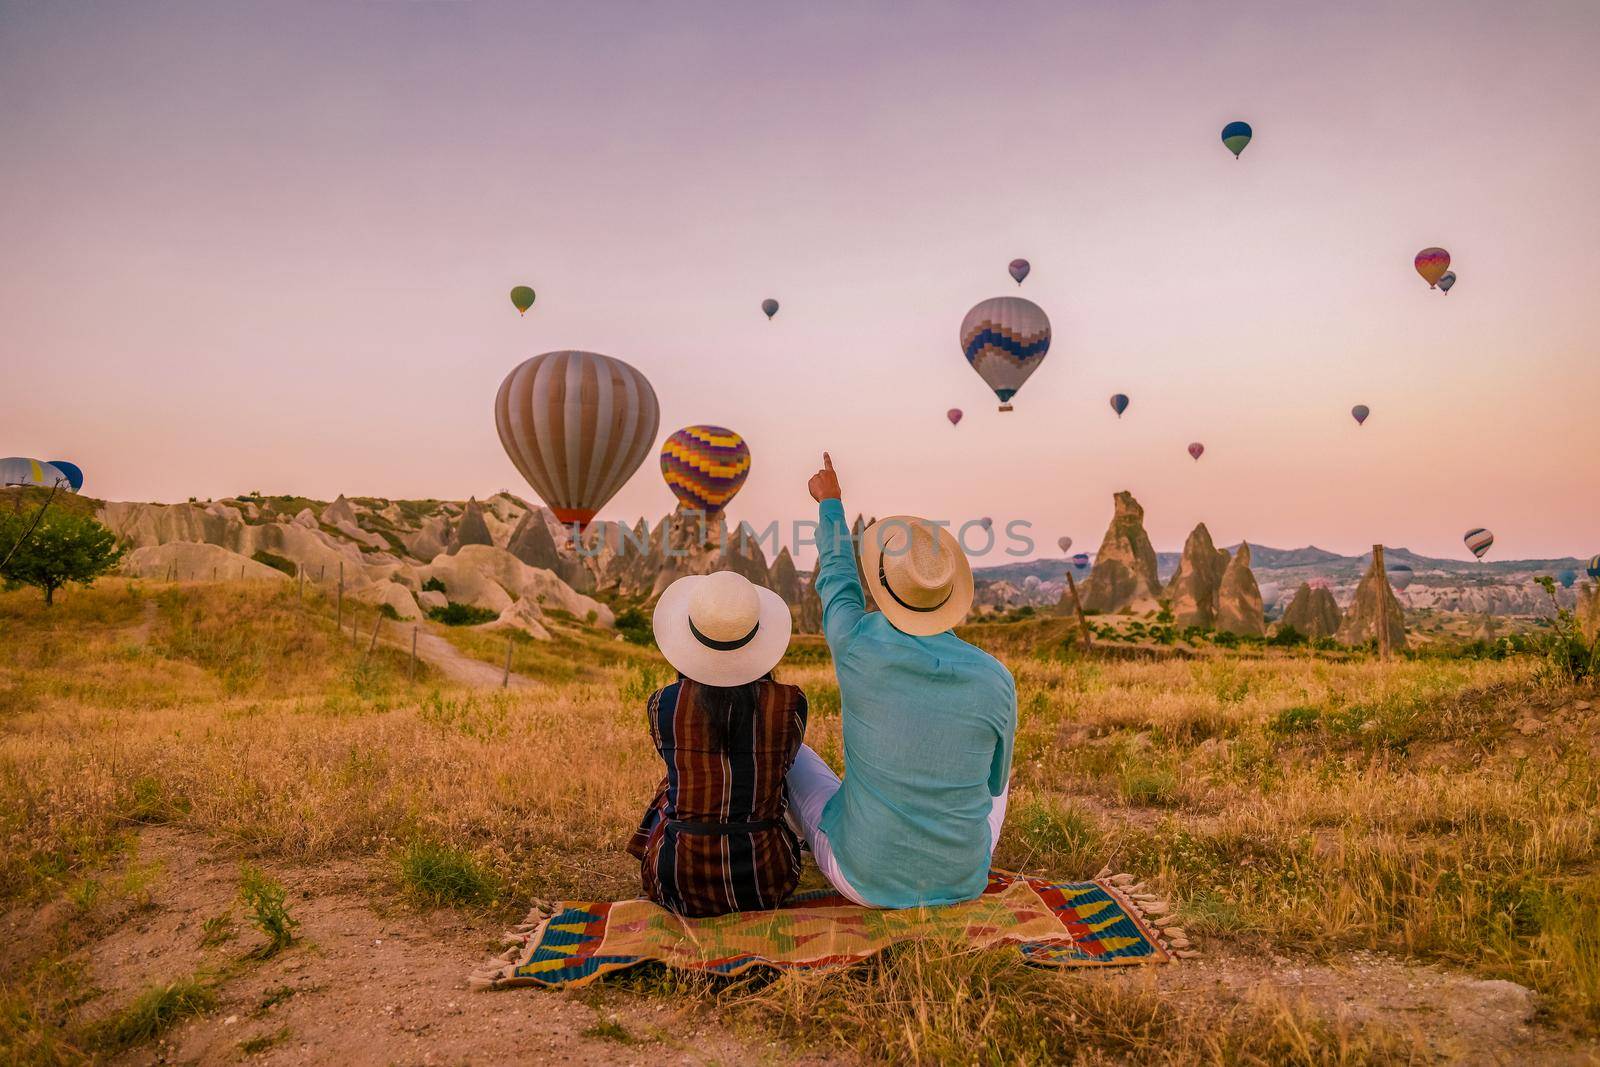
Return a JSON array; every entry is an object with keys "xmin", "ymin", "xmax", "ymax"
[
  {"xmin": 1587, "ymin": 555, "xmax": 1600, "ymax": 580},
  {"xmin": 1, "ymin": 458, "xmax": 72, "ymax": 490},
  {"xmin": 1557, "ymin": 570, "xmax": 1577, "ymax": 589},
  {"xmin": 1221, "ymin": 120, "xmax": 1253, "ymax": 158},
  {"xmin": 46, "ymin": 461, "xmax": 83, "ymax": 492},
  {"xmin": 1110, "ymin": 393, "xmax": 1130, "ymax": 418},
  {"xmin": 1386, "ymin": 563, "xmax": 1414, "ymax": 590},
  {"xmin": 1071, "ymin": 552, "xmax": 1091, "ymax": 573},
  {"xmin": 959, "ymin": 296, "xmax": 1052, "ymax": 412}
]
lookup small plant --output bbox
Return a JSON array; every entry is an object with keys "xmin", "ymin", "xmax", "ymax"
[
  {"xmin": 239, "ymin": 1027, "xmax": 292, "ymax": 1055},
  {"xmin": 377, "ymin": 602, "xmax": 401, "ymax": 620},
  {"xmin": 200, "ymin": 912, "xmax": 235, "ymax": 947},
  {"xmin": 581, "ymin": 1019, "xmax": 635, "ymax": 1044},
  {"xmin": 398, "ymin": 840, "xmax": 496, "ymax": 908},
  {"xmin": 1531, "ymin": 576, "xmax": 1598, "ymax": 683},
  {"xmin": 239, "ymin": 864, "xmax": 299, "ymax": 959},
  {"xmin": 92, "ymin": 976, "xmax": 215, "ymax": 1052},
  {"xmin": 426, "ymin": 602, "xmax": 498, "ymax": 626}
]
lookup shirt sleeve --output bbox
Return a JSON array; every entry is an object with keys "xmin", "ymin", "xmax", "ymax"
[
  {"xmin": 815, "ymin": 498, "xmax": 865, "ymax": 655},
  {"xmin": 988, "ymin": 678, "xmax": 1016, "ymax": 798}
]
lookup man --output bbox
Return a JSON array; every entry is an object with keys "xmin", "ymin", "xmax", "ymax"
[{"xmin": 785, "ymin": 453, "xmax": 1016, "ymax": 907}]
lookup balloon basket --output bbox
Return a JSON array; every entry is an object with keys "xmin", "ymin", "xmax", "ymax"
[{"xmin": 997, "ymin": 404, "xmax": 1013, "ymax": 413}]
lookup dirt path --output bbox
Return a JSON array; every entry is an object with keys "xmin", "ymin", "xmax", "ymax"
[
  {"xmin": 17, "ymin": 827, "xmax": 829, "ymax": 1066},
  {"xmin": 376, "ymin": 624, "xmax": 536, "ymax": 689}
]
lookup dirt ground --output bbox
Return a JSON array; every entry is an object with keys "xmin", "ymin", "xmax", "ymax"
[{"xmin": 7, "ymin": 826, "xmax": 1598, "ymax": 1065}]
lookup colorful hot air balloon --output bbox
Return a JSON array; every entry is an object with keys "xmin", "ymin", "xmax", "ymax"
[
  {"xmin": 1415, "ymin": 248, "xmax": 1451, "ymax": 288},
  {"xmin": 659, "ymin": 426, "xmax": 751, "ymax": 518},
  {"xmin": 980, "ymin": 516, "xmax": 993, "ymax": 530},
  {"xmin": 1386, "ymin": 563, "xmax": 1414, "ymax": 591},
  {"xmin": 0, "ymin": 458, "xmax": 70, "ymax": 490},
  {"xmin": 1352, "ymin": 405, "xmax": 1370, "ymax": 426},
  {"xmin": 1438, "ymin": 271, "xmax": 1456, "ymax": 294},
  {"xmin": 1008, "ymin": 259, "xmax": 1030, "ymax": 285},
  {"xmin": 510, "ymin": 286, "xmax": 536, "ymax": 315},
  {"xmin": 1587, "ymin": 555, "xmax": 1600, "ymax": 579},
  {"xmin": 1259, "ymin": 581, "xmax": 1282, "ymax": 607},
  {"xmin": 1071, "ymin": 552, "xmax": 1091, "ymax": 573},
  {"xmin": 1557, "ymin": 570, "xmax": 1577, "ymax": 589},
  {"xmin": 1221, "ymin": 121, "xmax": 1252, "ymax": 158},
  {"xmin": 1110, "ymin": 393, "xmax": 1129, "ymax": 418},
  {"xmin": 1463, "ymin": 528, "xmax": 1494, "ymax": 559},
  {"xmin": 761, "ymin": 298, "xmax": 779, "ymax": 320},
  {"xmin": 494, "ymin": 350, "xmax": 660, "ymax": 532},
  {"xmin": 1188, "ymin": 442, "xmax": 1205, "ymax": 461},
  {"xmin": 1057, "ymin": 536, "xmax": 1073, "ymax": 553},
  {"xmin": 959, "ymin": 296, "xmax": 1052, "ymax": 412},
  {"xmin": 46, "ymin": 461, "xmax": 84, "ymax": 492},
  {"xmin": 947, "ymin": 408, "xmax": 963, "ymax": 427}
]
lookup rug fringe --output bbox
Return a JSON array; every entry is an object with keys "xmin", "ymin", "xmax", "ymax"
[
  {"xmin": 471, "ymin": 901, "xmax": 556, "ymax": 990},
  {"xmin": 1096, "ymin": 870, "xmax": 1199, "ymax": 961}
]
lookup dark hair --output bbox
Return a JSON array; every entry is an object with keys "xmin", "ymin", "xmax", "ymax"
[{"xmin": 694, "ymin": 671, "xmax": 773, "ymax": 754}]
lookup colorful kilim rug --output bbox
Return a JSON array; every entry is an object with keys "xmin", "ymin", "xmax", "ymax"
[{"xmin": 470, "ymin": 870, "xmax": 1192, "ymax": 990}]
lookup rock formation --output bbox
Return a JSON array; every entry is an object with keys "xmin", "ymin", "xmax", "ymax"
[
  {"xmin": 351, "ymin": 580, "xmax": 423, "ymax": 620},
  {"xmin": 415, "ymin": 545, "xmax": 613, "ymax": 635},
  {"xmin": 447, "ymin": 498, "xmax": 495, "ymax": 554},
  {"xmin": 1279, "ymin": 582, "xmax": 1341, "ymax": 639},
  {"xmin": 1216, "ymin": 542, "xmax": 1266, "ymax": 636},
  {"xmin": 1077, "ymin": 491, "xmax": 1162, "ymax": 614},
  {"xmin": 1336, "ymin": 556, "xmax": 1407, "ymax": 649},
  {"xmin": 1581, "ymin": 582, "xmax": 1600, "ymax": 644},
  {"xmin": 769, "ymin": 547, "xmax": 801, "ymax": 605},
  {"xmin": 798, "ymin": 555, "xmax": 823, "ymax": 633},
  {"xmin": 121, "ymin": 542, "xmax": 290, "ymax": 583},
  {"xmin": 1166, "ymin": 523, "xmax": 1230, "ymax": 629}
]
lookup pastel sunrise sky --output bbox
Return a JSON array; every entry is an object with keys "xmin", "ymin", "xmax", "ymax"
[{"xmin": 3, "ymin": 1, "xmax": 1597, "ymax": 560}]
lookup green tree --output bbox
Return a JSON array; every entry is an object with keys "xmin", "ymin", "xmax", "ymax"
[{"xmin": 0, "ymin": 509, "xmax": 126, "ymax": 605}]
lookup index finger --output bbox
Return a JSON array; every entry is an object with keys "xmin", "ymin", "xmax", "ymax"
[{"xmin": 823, "ymin": 452, "xmax": 834, "ymax": 471}]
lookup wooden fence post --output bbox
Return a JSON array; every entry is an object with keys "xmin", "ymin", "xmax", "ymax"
[
  {"xmin": 366, "ymin": 615, "xmax": 382, "ymax": 656},
  {"xmin": 1066, "ymin": 572, "xmax": 1094, "ymax": 653},
  {"xmin": 409, "ymin": 626, "xmax": 418, "ymax": 682},
  {"xmin": 502, "ymin": 634, "xmax": 513, "ymax": 688},
  {"xmin": 336, "ymin": 562, "xmax": 344, "ymax": 632},
  {"xmin": 1373, "ymin": 544, "xmax": 1391, "ymax": 660}
]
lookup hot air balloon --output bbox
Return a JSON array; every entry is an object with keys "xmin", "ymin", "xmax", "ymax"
[
  {"xmin": 959, "ymin": 297, "xmax": 1051, "ymax": 412},
  {"xmin": 659, "ymin": 426, "xmax": 751, "ymax": 518},
  {"xmin": 1057, "ymin": 536, "xmax": 1073, "ymax": 553},
  {"xmin": 1386, "ymin": 563, "xmax": 1414, "ymax": 591},
  {"xmin": 1415, "ymin": 248, "xmax": 1450, "ymax": 288},
  {"xmin": 947, "ymin": 408, "xmax": 963, "ymax": 427},
  {"xmin": 1463, "ymin": 528, "xmax": 1494, "ymax": 559},
  {"xmin": 980, "ymin": 516, "xmax": 993, "ymax": 531},
  {"xmin": 1259, "ymin": 581, "xmax": 1282, "ymax": 608},
  {"xmin": 1352, "ymin": 405, "xmax": 1370, "ymax": 426},
  {"xmin": 494, "ymin": 351, "xmax": 660, "ymax": 532},
  {"xmin": 1, "ymin": 458, "xmax": 70, "ymax": 490},
  {"xmin": 761, "ymin": 298, "xmax": 779, "ymax": 320},
  {"xmin": 1110, "ymin": 393, "xmax": 1129, "ymax": 418},
  {"xmin": 1558, "ymin": 570, "xmax": 1577, "ymax": 589},
  {"xmin": 1438, "ymin": 271, "xmax": 1456, "ymax": 294},
  {"xmin": 1008, "ymin": 259, "xmax": 1030, "ymax": 285},
  {"xmin": 46, "ymin": 461, "xmax": 84, "ymax": 491},
  {"xmin": 1071, "ymin": 552, "xmax": 1091, "ymax": 573},
  {"xmin": 1188, "ymin": 442, "xmax": 1205, "ymax": 461},
  {"xmin": 510, "ymin": 286, "xmax": 535, "ymax": 316},
  {"xmin": 1588, "ymin": 555, "xmax": 1600, "ymax": 579},
  {"xmin": 1221, "ymin": 121, "xmax": 1252, "ymax": 158}
]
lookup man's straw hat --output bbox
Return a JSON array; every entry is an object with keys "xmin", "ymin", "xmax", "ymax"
[{"xmin": 859, "ymin": 516, "xmax": 974, "ymax": 636}]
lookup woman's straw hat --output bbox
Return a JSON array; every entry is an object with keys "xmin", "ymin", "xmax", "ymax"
[
  {"xmin": 858, "ymin": 516, "xmax": 974, "ymax": 636},
  {"xmin": 653, "ymin": 570, "xmax": 793, "ymax": 687}
]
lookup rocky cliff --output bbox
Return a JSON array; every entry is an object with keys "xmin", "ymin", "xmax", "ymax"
[
  {"xmin": 1166, "ymin": 523, "xmax": 1230, "ymax": 629},
  {"xmin": 1076, "ymin": 491, "xmax": 1162, "ymax": 614},
  {"xmin": 1337, "ymin": 555, "xmax": 1408, "ymax": 649},
  {"xmin": 1216, "ymin": 542, "xmax": 1266, "ymax": 636},
  {"xmin": 1279, "ymin": 582, "xmax": 1341, "ymax": 639}
]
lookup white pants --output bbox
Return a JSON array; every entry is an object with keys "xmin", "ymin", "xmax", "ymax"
[{"xmin": 784, "ymin": 743, "xmax": 1008, "ymax": 908}]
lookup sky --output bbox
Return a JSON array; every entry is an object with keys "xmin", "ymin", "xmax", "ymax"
[{"xmin": 3, "ymin": 0, "xmax": 1597, "ymax": 561}]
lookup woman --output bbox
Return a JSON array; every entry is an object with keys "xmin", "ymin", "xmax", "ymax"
[{"xmin": 627, "ymin": 570, "xmax": 807, "ymax": 917}]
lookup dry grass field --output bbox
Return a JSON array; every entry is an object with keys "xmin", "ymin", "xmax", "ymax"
[{"xmin": 3, "ymin": 579, "xmax": 1599, "ymax": 1064}]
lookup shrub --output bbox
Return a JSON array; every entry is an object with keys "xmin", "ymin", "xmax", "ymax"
[
  {"xmin": 92, "ymin": 977, "xmax": 215, "ymax": 1052},
  {"xmin": 239, "ymin": 864, "xmax": 298, "ymax": 959},
  {"xmin": 426, "ymin": 602, "xmax": 498, "ymax": 626},
  {"xmin": 1268, "ymin": 624, "xmax": 1307, "ymax": 648},
  {"xmin": 377, "ymin": 603, "xmax": 401, "ymax": 620},
  {"xmin": 614, "ymin": 607, "xmax": 654, "ymax": 646},
  {"xmin": 0, "ymin": 509, "xmax": 125, "ymax": 606},
  {"xmin": 250, "ymin": 550, "xmax": 297, "ymax": 577},
  {"xmin": 421, "ymin": 576, "xmax": 447, "ymax": 594},
  {"xmin": 398, "ymin": 840, "xmax": 497, "ymax": 908},
  {"xmin": 1532, "ymin": 576, "xmax": 1599, "ymax": 683}
]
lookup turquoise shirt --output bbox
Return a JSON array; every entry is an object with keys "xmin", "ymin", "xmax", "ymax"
[{"xmin": 813, "ymin": 499, "xmax": 1017, "ymax": 907}]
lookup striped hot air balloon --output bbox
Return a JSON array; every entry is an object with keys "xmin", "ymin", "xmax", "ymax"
[
  {"xmin": 1008, "ymin": 259, "xmax": 1030, "ymax": 285},
  {"xmin": 1588, "ymin": 555, "xmax": 1600, "ymax": 579},
  {"xmin": 959, "ymin": 296, "xmax": 1051, "ymax": 412},
  {"xmin": 1438, "ymin": 271, "xmax": 1456, "ymax": 294},
  {"xmin": 1463, "ymin": 528, "xmax": 1494, "ymax": 559},
  {"xmin": 1386, "ymin": 563, "xmax": 1414, "ymax": 591},
  {"xmin": 1, "ymin": 458, "xmax": 71, "ymax": 490},
  {"xmin": 1415, "ymin": 248, "xmax": 1451, "ymax": 288},
  {"xmin": 1071, "ymin": 552, "xmax": 1091, "ymax": 573},
  {"xmin": 494, "ymin": 351, "xmax": 660, "ymax": 531},
  {"xmin": 659, "ymin": 425, "xmax": 752, "ymax": 517}
]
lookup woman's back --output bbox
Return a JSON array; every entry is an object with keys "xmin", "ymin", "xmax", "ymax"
[{"xmin": 629, "ymin": 676, "xmax": 808, "ymax": 916}]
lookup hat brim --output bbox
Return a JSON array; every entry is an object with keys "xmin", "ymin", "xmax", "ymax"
[
  {"xmin": 653, "ymin": 575, "xmax": 794, "ymax": 687},
  {"xmin": 860, "ymin": 516, "xmax": 975, "ymax": 637}
]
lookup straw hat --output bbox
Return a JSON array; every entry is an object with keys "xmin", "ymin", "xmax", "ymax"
[
  {"xmin": 653, "ymin": 571, "xmax": 793, "ymax": 687},
  {"xmin": 859, "ymin": 516, "xmax": 974, "ymax": 636}
]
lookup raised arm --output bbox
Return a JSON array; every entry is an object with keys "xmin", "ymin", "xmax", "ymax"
[{"xmin": 808, "ymin": 452, "xmax": 864, "ymax": 654}]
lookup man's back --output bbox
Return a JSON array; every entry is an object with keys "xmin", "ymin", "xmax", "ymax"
[{"xmin": 814, "ymin": 498, "xmax": 1016, "ymax": 907}]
